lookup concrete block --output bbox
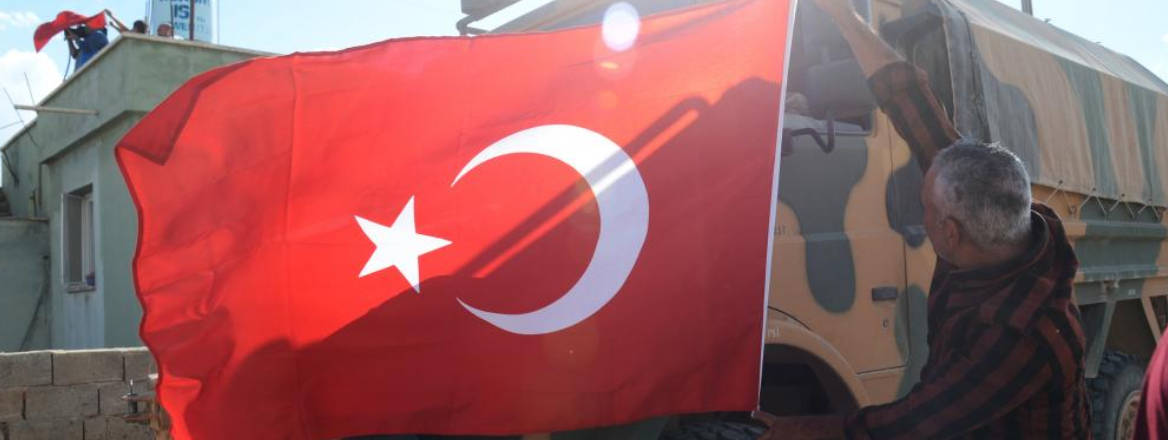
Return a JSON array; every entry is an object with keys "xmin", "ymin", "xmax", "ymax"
[
  {"xmin": 24, "ymin": 385, "xmax": 98, "ymax": 420},
  {"xmin": 96, "ymin": 383, "xmax": 130, "ymax": 416},
  {"xmin": 120, "ymin": 350, "xmax": 154, "ymax": 383},
  {"xmin": 83, "ymin": 417, "xmax": 106, "ymax": 440},
  {"xmin": 0, "ymin": 388, "xmax": 22, "ymax": 421},
  {"xmin": 53, "ymin": 351, "xmax": 123, "ymax": 385},
  {"xmin": 98, "ymin": 417, "xmax": 152, "ymax": 440},
  {"xmin": 7, "ymin": 418, "xmax": 83, "ymax": 440},
  {"xmin": 0, "ymin": 352, "xmax": 52, "ymax": 387}
]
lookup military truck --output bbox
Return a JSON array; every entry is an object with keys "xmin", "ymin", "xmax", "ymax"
[{"xmin": 465, "ymin": 0, "xmax": 1168, "ymax": 438}]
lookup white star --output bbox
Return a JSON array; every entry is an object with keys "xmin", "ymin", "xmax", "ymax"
[{"xmin": 354, "ymin": 197, "xmax": 451, "ymax": 293}]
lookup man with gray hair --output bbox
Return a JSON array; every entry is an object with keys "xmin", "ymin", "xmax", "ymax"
[
  {"xmin": 925, "ymin": 141, "xmax": 1033, "ymax": 269},
  {"xmin": 755, "ymin": 0, "xmax": 1089, "ymax": 438}
]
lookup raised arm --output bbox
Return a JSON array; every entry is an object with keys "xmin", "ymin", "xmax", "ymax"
[
  {"xmin": 810, "ymin": 0, "xmax": 901, "ymax": 76},
  {"xmin": 64, "ymin": 31, "xmax": 79, "ymax": 58},
  {"xmin": 810, "ymin": 0, "xmax": 959, "ymax": 170},
  {"xmin": 104, "ymin": 9, "xmax": 130, "ymax": 33}
]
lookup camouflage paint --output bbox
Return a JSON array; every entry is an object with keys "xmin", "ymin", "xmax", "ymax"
[
  {"xmin": 1128, "ymin": 84, "xmax": 1162, "ymax": 205},
  {"xmin": 778, "ymin": 135, "xmax": 868, "ymax": 312},
  {"xmin": 885, "ymin": 156, "xmax": 926, "ymax": 248},
  {"xmin": 1070, "ymin": 75, "xmax": 1164, "ymax": 287},
  {"xmin": 1073, "ymin": 199, "xmax": 1164, "ymax": 369},
  {"xmin": 1057, "ymin": 59, "xmax": 1119, "ymax": 197},
  {"xmin": 963, "ymin": 29, "xmax": 1094, "ymax": 196},
  {"xmin": 1074, "ymin": 203, "xmax": 1164, "ymax": 284},
  {"xmin": 933, "ymin": 0, "xmax": 1041, "ymax": 180},
  {"xmin": 979, "ymin": 75, "xmax": 1042, "ymax": 180},
  {"xmin": 894, "ymin": 285, "xmax": 929, "ymax": 397}
]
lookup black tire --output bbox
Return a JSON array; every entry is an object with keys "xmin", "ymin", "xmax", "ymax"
[
  {"xmin": 659, "ymin": 421, "xmax": 765, "ymax": 440},
  {"xmin": 1089, "ymin": 351, "xmax": 1145, "ymax": 440}
]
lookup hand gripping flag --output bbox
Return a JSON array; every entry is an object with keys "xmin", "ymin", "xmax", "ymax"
[
  {"xmin": 117, "ymin": 0, "xmax": 793, "ymax": 437},
  {"xmin": 34, "ymin": 11, "xmax": 106, "ymax": 52}
]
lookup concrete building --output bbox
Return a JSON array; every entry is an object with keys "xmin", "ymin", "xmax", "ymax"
[{"xmin": 0, "ymin": 34, "xmax": 265, "ymax": 351}]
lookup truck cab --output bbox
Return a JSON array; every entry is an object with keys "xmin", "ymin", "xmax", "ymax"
[{"xmin": 471, "ymin": 1, "xmax": 1168, "ymax": 438}]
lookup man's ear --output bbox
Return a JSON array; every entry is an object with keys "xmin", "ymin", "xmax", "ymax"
[{"xmin": 943, "ymin": 217, "xmax": 962, "ymax": 250}]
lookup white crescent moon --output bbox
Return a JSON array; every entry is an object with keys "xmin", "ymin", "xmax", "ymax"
[{"xmin": 451, "ymin": 124, "xmax": 649, "ymax": 335}]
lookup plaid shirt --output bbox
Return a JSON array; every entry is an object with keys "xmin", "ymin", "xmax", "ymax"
[{"xmin": 843, "ymin": 62, "xmax": 1091, "ymax": 439}]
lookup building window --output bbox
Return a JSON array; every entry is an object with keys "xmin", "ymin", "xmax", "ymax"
[{"xmin": 64, "ymin": 185, "xmax": 95, "ymax": 292}]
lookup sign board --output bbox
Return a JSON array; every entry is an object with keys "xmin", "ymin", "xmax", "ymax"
[{"xmin": 150, "ymin": 0, "xmax": 214, "ymax": 42}]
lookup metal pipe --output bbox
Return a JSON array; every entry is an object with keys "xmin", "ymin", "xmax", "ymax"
[
  {"xmin": 1022, "ymin": 0, "xmax": 1033, "ymax": 15},
  {"xmin": 456, "ymin": 14, "xmax": 488, "ymax": 36},
  {"xmin": 12, "ymin": 105, "xmax": 98, "ymax": 116},
  {"xmin": 189, "ymin": 0, "xmax": 196, "ymax": 40}
]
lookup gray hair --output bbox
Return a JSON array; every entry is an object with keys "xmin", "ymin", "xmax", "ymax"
[{"xmin": 931, "ymin": 141, "xmax": 1032, "ymax": 249}]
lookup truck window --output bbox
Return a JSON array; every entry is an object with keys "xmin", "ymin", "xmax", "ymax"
[{"xmin": 785, "ymin": 0, "xmax": 875, "ymax": 132}]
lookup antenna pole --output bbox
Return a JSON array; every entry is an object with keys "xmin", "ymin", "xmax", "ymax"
[
  {"xmin": 189, "ymin": 0, "xmax": 196, "ymax": 40},
  {"xmin": 23, "ymin": 73, "xmax": 35, "ymax": 103}
]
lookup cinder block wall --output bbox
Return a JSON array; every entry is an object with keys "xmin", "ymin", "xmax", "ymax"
[{"xmin": 0, "ymin": 348, "xmax": 158, "ymax": 440}]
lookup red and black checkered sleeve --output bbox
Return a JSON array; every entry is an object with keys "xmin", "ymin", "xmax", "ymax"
[
  {"xmin": 842, "ymin": 322, "xmax": 1052, "ymax": 440},
  {"xmin": 867, "ymin": 62, "xmax": 960, "ymax": 170}
]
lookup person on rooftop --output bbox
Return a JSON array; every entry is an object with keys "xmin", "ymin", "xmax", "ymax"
[
  {"xmin": 64, "ymin": 24, "xmax": 109, "ymax": 72},
  {"xmin": 156, "ymin": 23, "xmax": 174, "ymax": 38},
  {"xmin": 103, "ymin": 9, "xmax": 146, "ymax": 34}
]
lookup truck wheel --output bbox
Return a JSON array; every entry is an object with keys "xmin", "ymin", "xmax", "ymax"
[
  {"xmin": 1089, "ymin": 351, "xmax": 1145, "ymax": 440},
  {"xmin": 658, "ymin": 421, "xmax": 764, "ymax": 440}
]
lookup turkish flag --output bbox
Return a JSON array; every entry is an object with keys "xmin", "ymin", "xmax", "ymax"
[
  {"xmin": 33, "ymin": 11, "xmax": 106, "ymax": 52},
  {"xmin": 117, "ymin": 0, "xmax": 793, "ymax": 438}
]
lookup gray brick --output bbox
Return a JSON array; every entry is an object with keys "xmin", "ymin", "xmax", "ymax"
[
  {"xmin": 120, "ymin": 350, "xmax": 154, "ymax": 383},
  {"xmin": 53, "ymin": 351, "xmax": 123, "ymax": 386},
  {"xmin": 7, "ymin": 418, "xmax": 83, "ymax": 440},
  {"xmin": 96, "ymin": 383, "xmax": 130, "ymax": 416},
  {"xmin": 99, "ymin": 417, "xmax": 152, "ymax": 440},
  {"xmin": 0, "ymin": 388, "xmax": 22, "ymax": 422},
  {"xmin": 0, "ymin": 352, "xmax": 52, "ymax": 387},
  {"xmin": 83, "ymin": 417, "xmax": 107, "ymax": 440},
  {"xmin": 24, "ymin": 385, "xmax": 98, "ymax": 420}
]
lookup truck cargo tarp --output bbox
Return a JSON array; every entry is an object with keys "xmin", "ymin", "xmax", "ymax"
[{"xmin": 934, "ymin": 0, "xmax": 1168, "ymax": 206}]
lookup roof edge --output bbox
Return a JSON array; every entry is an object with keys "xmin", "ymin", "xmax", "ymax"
[{"xmin": 3, "ymin": 34, "xmax": 273, "ymax": 152}]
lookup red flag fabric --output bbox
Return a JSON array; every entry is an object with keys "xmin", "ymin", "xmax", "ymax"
[
  {"xmin": 33, "ymin": 11, "xmax": 106, "ymax": 52},
  {"xmin": 117, "ymin": 0, "xmax": 792, "ymax": 438}
]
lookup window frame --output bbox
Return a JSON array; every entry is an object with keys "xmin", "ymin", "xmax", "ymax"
[{"xmin": 62, "ymin": 184, "xmax": 96, "ymax": 293}]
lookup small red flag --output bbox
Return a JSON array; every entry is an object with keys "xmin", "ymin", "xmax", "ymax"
[
  {"xmin": 117, "ymin": 0, "xmax": 792, "ymax": 438},
  {"xmin": 33, "ymin": 11, "xmax": 106, "ymax": 52}
]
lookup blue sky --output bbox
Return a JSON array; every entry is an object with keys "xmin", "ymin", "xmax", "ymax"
[
  {"xmin": 1, "ymin": 0, "xmax": 1166, "ymax": 147},
  {"xmin": 0, "ymin": 0, "xmax": 552, "ymax": 148}
]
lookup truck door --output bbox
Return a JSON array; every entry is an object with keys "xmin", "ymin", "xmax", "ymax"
[
  {"xmin": 771, "ymin": 0, "xmax": 911, "ymax": 398},
  {"xmin": 881, "ymin": 2, "xmax": 955, "ymax": 396}
]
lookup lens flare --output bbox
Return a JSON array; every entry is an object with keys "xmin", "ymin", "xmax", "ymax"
[{"xmin": 601, "ymin": 2, "xmax": 640, "ymax": 52}]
